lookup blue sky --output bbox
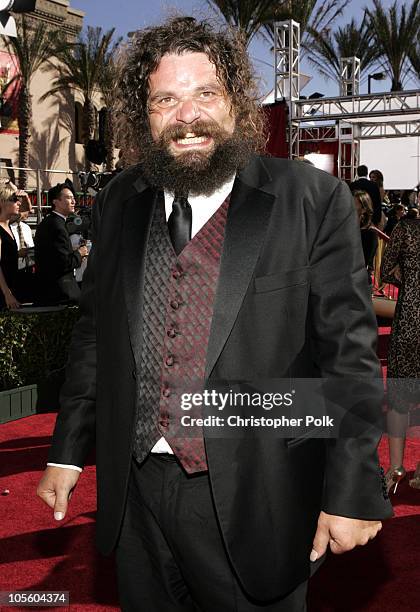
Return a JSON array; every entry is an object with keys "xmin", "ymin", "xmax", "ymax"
[{"xmin": 72, "ymin": 0, "xmax": 409, "ymax": 97}]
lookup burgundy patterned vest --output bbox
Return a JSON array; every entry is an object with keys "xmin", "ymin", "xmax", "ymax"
[{"xmin": 132, "ymin": 193, "xmax": 229, "ymax": 474}]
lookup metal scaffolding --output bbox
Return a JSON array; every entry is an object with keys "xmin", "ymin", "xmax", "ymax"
[
  {"xmin": 339, "ymin": 57, "xmax": 361, "ymax": 97},
  {"xmin": 274, "ymin": 20, "xmax": 300, "ymax": 103},
  {"xmin": 273, "ymin": 20, "xmax": 301, "ymax": 159},
  {"xmin": 273, "ymin": 23, "xmax": 420, "ymax": 179},
  {"xmin": 295, "ymin": 90, "xmax": 420, "ymax": 121},
  {"xmin": 291, "ymin": 90, "xmax": 420, "ymax": 179}
]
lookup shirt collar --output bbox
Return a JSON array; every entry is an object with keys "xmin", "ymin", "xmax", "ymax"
[
  {"xmin": 52, "ymin": 210, "xmax": 67, "ymax": 221},
  {"xmin": 164, "ymin": 175, "xmax": 236, "ymax": 211}
]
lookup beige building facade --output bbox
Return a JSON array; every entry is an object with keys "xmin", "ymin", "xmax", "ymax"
[{"xmin": 0, "ymin": 1, "xmax": 106, "ymax": 190}]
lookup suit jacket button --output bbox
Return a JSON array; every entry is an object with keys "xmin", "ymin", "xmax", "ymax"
[
  {"xmin": 132, "ymin": 370, "xmax": 137, "ymax": 379},
  {"xmin": 170, "ymin": 300, "xmax": 179, "ymax": 310},
  {"xmin": 165, "ymin": 355, "xmax": 174, "ymax": 367}
]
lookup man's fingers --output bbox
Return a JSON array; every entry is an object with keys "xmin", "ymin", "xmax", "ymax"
[
  {"xmin": 329, "ymin": 537, "xmax": 355, "ymax": 555},
  {"xmin": 54, "ymin": 489, "xmax": 69, "ymax": 521},
  {"xmin": 311, "ymin": 521, "xmax": 330, "ymax": 561},
  {"xmin": 326, "ymin": 516, "xmax": 383, "ymax": 555},
  {"xmin": 36, "ymin": 486, "xmax": 57, "ymax": 510},
  {"xmin": 36, "ymin": 467, "xmax": 80, "ymax": 521}
]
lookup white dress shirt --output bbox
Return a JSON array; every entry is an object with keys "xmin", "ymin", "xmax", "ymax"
[
  {"xmin": 11, "ymin": 221, "xmax": 34, "ymax": 269},
  {"xmin": 48, "ymin": 175, "xmax": 236, "ymax": 470}
]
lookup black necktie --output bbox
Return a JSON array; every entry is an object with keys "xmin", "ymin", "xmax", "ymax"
[{"xmin": 168, "ymin": 195, "xmax": 192, "ymax": 255}]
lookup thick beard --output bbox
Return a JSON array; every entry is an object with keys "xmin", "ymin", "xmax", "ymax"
[{"xmin": 138, "ymin": 120, "xmax": 255, "ymax": 196}]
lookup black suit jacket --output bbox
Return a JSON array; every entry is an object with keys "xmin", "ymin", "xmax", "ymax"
[
  {"xmin": 49, "ymin": 157, "xmax": 392, "ymax": 600},
  {"xmin": 350, "ymin": 177, "xmax": 382, "ymax": 225},
  {"xmin": 34, "ymin": 213, "xmax": 82, "ymax": 305}
]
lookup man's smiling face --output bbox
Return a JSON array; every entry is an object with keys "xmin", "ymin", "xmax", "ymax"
[{"xmin": 148, "ymin": 52, "xmax": 236, "ymax": 161}]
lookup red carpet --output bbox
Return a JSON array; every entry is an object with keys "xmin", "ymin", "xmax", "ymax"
[
  {"xmin": 0, "ymin": 415, "xmax": 117, "ymax": 611},
  {"xmin": 1, "ymin": 414, "xmax": 419, "ymax": 611}
]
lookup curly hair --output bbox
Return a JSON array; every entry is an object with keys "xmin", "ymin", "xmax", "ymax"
[{"xmin": 118, "ymin": 16, "xmax": 266, "ymax": 164}]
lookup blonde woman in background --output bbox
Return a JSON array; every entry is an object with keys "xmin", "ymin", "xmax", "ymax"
[
  {"xmin": 0, "ymin": 179, "xmax": 21, "ymax": 310},
  {"xmin": 353, "ymin": 190, "xmax": 375, "ymax": 280}
]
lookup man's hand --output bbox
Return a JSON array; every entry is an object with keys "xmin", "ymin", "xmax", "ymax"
[
  {"xmin": 5, "ymin": 291, "xmax": 20, "ymax": 309},
  {"xmin": 78, "ymin": 245, "xmax": 89, "ymax": 258},
  {"xmin": 310, "ymin": 511, "xmax": 382, "ymax": 561},
  {"xmin": 15, "ymin": 189, "xmax": 32, "ymax": 213},
  {"xmin": 36, "ymin": 466, "xmax": 80, "ymax": 521}
]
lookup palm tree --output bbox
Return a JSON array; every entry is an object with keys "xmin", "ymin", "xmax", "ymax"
[
  {"xmin": 263, "ymin": 0, "xmax": 350, "ymax": 55},
  {"xmin": 408, "ymin": 42, "xmax": 420, "ymax": 84},
  {"xmin": 206, "ymin": 0, "xmax": 282, "ymax": 44},
  {"xmin": 307, "ymin": 16, "xmax": 380, "ymax": 84},
  {"xmin": 98, "ymin": 43, "xmax": 123, "ymax": 171},
  {"xmin": 3, "ymin": 16, "xmax": 56, "ymax": 188},
  {"xmin": 366, "ymin": 0, "xmax": 420, "ymax": 91},
  {"xmin": 44, "ymin": 26, "xmax": 117, "ymax": 168},
  {"xmin": 207, "ymin": 1, "xmax": 349, "ymax": 49}
]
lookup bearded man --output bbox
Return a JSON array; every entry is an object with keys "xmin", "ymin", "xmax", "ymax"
[{"xmin": 37, "ymin": 17, "xmax": 392, "ymax": 611}]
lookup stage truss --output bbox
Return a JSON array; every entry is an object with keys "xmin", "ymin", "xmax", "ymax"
[{"xmin": 273, "ymin": 21, "xmax": 420, "ymax": 180}]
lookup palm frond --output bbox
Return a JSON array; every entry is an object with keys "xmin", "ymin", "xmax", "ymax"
[
  {"xmin": 206, "ymin": 0, "xmax": 281, "ymax": 44},
  {"xmin": 366, "ymin": 0, "xmax": 420, "ymax": 91},
  {"xmin": 262, "ymin": 0, "xmax": 350, "ymax": 56},
  {"xmin": 2, "ymin": 16, "xmax": 56, "ymax": 86},
  {"xmin": 47, "ymin": 26, "xmax": 118, "ymax": 101},
  {"xmin": 408, "ymin": 41, "xmax": 420, "ymax": 83},
  {"xmin": 306, "ymin": 14, "xmax": 380, "ymax": 84}
]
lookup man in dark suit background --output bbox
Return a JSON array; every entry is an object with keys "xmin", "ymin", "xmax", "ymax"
[
  {"xmin": 37, "ymin": 17, "xmax": 392, "ymax": 611},
  {"xmin": 34, "ymin": 184, "xmax": 88, "ymax": 306}
]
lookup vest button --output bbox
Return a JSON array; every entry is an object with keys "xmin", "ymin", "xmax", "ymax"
[
  {"xmin": 165, "ymin": 355, "xmax": 174, "ymax": 367},
  {"xmin": 170, "ymin": 300, "xmax": 179, "ymax": 310},
  {"xmin": 159, "ymin": 418, "xmax": 169, "ymax": 428},
  {"xmin": 162, "ymin": 387, "xmax": 171, "ymax": 398},
  {"xmin": 172, "ymin": 269, "xmax": 182, "ymax": 279},
  {"xmin": 167, "ymin": 328, "xmax": 177, "ymax": 338}
]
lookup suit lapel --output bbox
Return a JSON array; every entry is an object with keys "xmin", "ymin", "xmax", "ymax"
[
  {"xmin": 205, "ymin": 160, "xmax": 275, "ymax": 378},
  {"xmin": 121, "ymin": 184, "xmax": 157, "ymax": 369}
]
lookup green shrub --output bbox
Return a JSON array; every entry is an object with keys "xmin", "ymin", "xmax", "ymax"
[{"xmin": 0, "ymin": 308, "xmax": 79, "ymax": 391}]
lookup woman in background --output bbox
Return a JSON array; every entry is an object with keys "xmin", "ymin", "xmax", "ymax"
[
  {"xmin": 353, "ymin": 190, "xmax": 376, "ymax": 282},
  {"xmin": 369, "ymin": 169, "xmax": 386, "ymax": 201},
  {"xmin": 0, "ymin": 180, "xmax": 21, "ymax": 310},
  {"xmin": 381, "ymin": 215, "xmax": 420, "ymax": 492}
]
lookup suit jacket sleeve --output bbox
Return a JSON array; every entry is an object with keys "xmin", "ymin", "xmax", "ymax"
[
  {"xmin": 48, "ymin": 200, "xmax": 102, "ymax": 467},
  {"xmin": 309, "ymin": 180, "xmax": 391, "ymax": 519},
  {"xmin": 50, "ymin": 218, "xmax": 83, "ymax": 276}
]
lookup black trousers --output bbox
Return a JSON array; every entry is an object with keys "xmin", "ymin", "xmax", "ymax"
[{"xmin": 115, "ymin": 454, "xmax": 308, "ymax": 612}]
